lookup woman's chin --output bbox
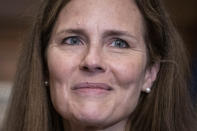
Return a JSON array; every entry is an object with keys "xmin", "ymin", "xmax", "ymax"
[
  {"xmin": 66, "ymin": 96, "xmax": 115, "ymax": 124},
  {"xmin": 75, "ymin": 109, "xmax": 108, "ymax": 123},
  {"xmin": 68, "ymin": 107, "xmax": 115, "ymax": 128},
  {"xmin": 65, "ymin": 109, "xmax": 128, "ymax": 131}
]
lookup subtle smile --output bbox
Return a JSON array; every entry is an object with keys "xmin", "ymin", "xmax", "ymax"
[{"xmin": 71, "ymin": 82, "xmax": 113, "ymax": 96}]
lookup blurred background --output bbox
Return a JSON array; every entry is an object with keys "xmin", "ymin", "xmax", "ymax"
[{"xmin": 0, "ymin": 0, "xmax": 197, "ymax": 128}]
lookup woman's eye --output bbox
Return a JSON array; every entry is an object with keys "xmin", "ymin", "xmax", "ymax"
[
  {"xmin": 111, "ymin": 39, "xmax": 129, "ymax": 48},
  {"xmin": 61, "ymin": 36, "xmax": 81, "ymax": 45}
]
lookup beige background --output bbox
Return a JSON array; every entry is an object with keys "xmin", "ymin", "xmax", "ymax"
[{"xmin": 0, "ymin": 0, "xmax": 197, "ymax": 128}]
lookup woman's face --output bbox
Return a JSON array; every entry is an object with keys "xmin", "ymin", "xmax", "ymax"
[{"xmin": 47, "ymin": 0, "xmax": 158, "ymax": 129}]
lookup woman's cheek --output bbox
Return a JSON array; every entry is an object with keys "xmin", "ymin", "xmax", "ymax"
[
  {"xmin": 109, "ymin": 55, "xmax": 146, "ymax": 86},
  {"xmin": 47, "ymin": 49, "xmax": 75, "ymax": 118},
  {"xmin": 47, "ymin": 47, "xmax": 79, "ymax": 82}
]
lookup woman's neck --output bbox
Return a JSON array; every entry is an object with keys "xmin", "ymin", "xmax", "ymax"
[{"xmin": 63, "ymin": 118, "xmax": 128, "ymax": 131}]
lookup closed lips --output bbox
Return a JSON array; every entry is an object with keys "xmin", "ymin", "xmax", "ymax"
[{"xmin": 72, "ymin": 82, "xmax": 113, "ymax": 91}]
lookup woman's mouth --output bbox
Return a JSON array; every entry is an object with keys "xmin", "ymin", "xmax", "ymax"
[{"xmin": 71, "ymin": 82, "xmax": 113, "ymax": 96}]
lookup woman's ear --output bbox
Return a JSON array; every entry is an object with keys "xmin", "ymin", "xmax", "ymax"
[{"xmin": 142, "ymin": 62, "xmax": 160, "ymax": 93}]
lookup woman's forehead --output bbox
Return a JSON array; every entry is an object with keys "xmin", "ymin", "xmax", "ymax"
[
  {"xmin": 53, "ymin": 0, "xmax": 144, "ymax": 39},
  {"xmin": 62, "ymin": 0, "xmax": 141, "ymax": 19}
]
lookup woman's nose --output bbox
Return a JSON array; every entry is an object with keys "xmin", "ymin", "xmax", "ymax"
[{"xmin": 79, "ymin": 48, "xmax": 106, "ymax": 73}]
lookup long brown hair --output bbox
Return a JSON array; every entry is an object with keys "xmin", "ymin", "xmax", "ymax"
[{"xmin": 2, "ymin": 0, "xmax": 197, "ymax": 131}]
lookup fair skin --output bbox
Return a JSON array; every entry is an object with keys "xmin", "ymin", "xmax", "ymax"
[{"xmin": 47, "ymin": 0, "xmax": 159, "ymax": 130}]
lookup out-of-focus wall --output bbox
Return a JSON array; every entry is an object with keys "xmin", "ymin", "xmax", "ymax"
[
  {"xmin": 0, "ymin": 0, "xmax": 40, "ymax": 128},
  {"xmin": 164, "ymin": 0, "xmax": 197, "ymax": 57},
  {"xmin": 0, "ymin": 0, "xmax": 196, "ymax": 129}
]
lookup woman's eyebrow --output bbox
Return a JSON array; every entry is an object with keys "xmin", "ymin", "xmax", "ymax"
[
  {"xmin": 55, "ymin": 28, "xmax": 137, "ymax": 42},
  {"xmin": 56, "ymin": 28, "xmax": 89, "ymax": 37},
  {"xmin": 102, "ymin": 30, "xmax": 138, "ymax": 42}
]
